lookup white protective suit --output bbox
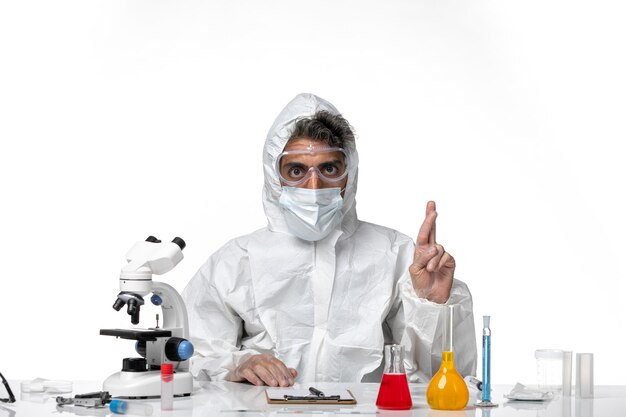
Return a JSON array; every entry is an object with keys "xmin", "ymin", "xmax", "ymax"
[{"xmin": 183, "ymin": 93, "xmax": 477, "ymax": 383}]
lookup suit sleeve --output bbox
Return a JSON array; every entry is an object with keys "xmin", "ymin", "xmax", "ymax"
[{"xmin": 182, "ymin": 247, "xmax": 263, "ymax": 381}]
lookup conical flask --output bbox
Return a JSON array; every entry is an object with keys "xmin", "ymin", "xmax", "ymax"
[
  {"xmin": 375, "ymin": 344, "xmax": 412, "ymax": 410},
  {"xmin": 426, "ymin": 304, "xmax": 469, "ymax": 410}
]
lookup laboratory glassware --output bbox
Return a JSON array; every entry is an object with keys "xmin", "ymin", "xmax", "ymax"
[
  {"xmin": 476, "ymin": 315, "xmax": 497, "ymax": 407},
  {"xmin": 161, "ymin": 363, "xmax": 174, "ymax": 410},
  {"xmin": 563, "ymin": 351, "xmax": 573, "ymax": 396},
  {"xmin": 375, "ymin": 344, "xmax": 413, "ymax": 410},
  {"xmin": 426, "ymin": 304, "xmax": 469, "ymax": 410},
  {"xmin": 535, "ymin": 349, "xmax": 564, "ymax": 391},
  {"xmin": 576, "ymin": 353, "xmax": 594, "ymax": 398}
]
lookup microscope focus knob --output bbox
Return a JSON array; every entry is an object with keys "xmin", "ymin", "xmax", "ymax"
[
  {"xmin": 150, "ymin": 294, "xmax": 162, "ymax": 306},
  {"xmin": 135, "ymin": 340, "xmax": 147, "ymax": 357},
  {"xmin": 122, "ymin": 357, "xmax": 147, "ymax": 372},
  {"xmin": 165, "ymin": 337, "xmax": 194, "ymax": 361}
]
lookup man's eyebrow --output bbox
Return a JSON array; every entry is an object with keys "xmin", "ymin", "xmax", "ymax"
[
  {"xmin": 318, "ymin": 158, "xmax": 345, "ymax": 166},
  {"xmin": 282, "ymin": 156, "xmax": 345, "ymax": 167}
]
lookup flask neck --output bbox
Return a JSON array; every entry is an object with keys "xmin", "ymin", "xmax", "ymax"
[
  {"xmin": 384, "ymin": 344, "xmax": 406, "ymax": 374},
  {"xmin": 441, "ymin": 304, "xmax": 455, "ymax": 352},
  {"xmin": 441, "ymin": 351, "xmax": 456, "ymax": 366}
]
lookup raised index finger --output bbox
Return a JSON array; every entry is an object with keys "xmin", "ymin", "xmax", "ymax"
[
  {"xmin": 427, "ymin": 201, "xmax": 436, "ymax": 244},
  {"xmin": 417, "ymin": 201, "xmax": 437, "ymax": 247}
]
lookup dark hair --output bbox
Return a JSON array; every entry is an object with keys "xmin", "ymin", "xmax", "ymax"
[{"xmin": 289, "ymin": 110, "xmax": 355, "ymax": 150}]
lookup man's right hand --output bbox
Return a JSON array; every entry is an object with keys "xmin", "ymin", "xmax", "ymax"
[{"xmin": 226, "ymin": 354, "xmax": 298, "ymax": 387}]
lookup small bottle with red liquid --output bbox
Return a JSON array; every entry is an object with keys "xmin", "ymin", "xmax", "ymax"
[{"xmin": 376, "ymin": 344, "xmax": 413, "ymax": 410}]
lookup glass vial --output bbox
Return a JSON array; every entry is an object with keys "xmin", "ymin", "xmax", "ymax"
[
  {"xmin": 375, "ymin": 344, "xmax": 413, "ymax": 410},
  {"xmin": 161, "ymin": 363, "xmax": 174, "ymax": 410}
]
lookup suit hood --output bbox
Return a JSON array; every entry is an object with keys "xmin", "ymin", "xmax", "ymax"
[{"xmin": 262, "ymin": 93, "xmax": 359, "ymax": 239}]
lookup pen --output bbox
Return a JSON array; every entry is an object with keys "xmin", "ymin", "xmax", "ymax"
[{"xmin": 309, "ymin": 387, "xmax": 324, "ymax": 396}]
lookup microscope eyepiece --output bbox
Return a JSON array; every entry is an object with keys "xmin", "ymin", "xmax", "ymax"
[{"xmin": 172, "ymin": 237, "xmax": 186, "ymax": 250}]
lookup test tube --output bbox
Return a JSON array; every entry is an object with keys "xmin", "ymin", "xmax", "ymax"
[
  {"xmin": 576, "ymin": 353, "xmax": 594, "ymax": 398},
  {"xmin": 109, "ymin": 399, "xmax": 153, "ymax": 415},
  {"xmin": 563, "ymin": 351, "xmax": 573, "ymax": 396},
  {"xmin": 161, "ymin": 363, "xmax": 174, "ymax": 410}
]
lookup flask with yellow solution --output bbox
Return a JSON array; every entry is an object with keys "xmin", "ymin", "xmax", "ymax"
[{"xmin": 426, "ymin": 304, "xmax": 469, "ymax": 410}]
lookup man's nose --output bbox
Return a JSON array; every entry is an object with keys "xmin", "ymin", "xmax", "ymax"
[{"xmin": 303, "ymin": 170, "xmax": 322, "ymax": 189}]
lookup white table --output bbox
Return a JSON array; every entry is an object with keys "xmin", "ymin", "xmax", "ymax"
[{"xmin": 2, "ymin": 380, "xmax": 625, "ymax": 417}]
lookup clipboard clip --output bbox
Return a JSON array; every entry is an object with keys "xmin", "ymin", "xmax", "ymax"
[{"xmin": 284, "ymin": 386, "xmax": 341, "ymax": 401}]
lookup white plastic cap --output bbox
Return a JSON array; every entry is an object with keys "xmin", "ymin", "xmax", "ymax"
[{"xmin": 483, "ymin": 315, "xmax": 490, "ymax": 328}]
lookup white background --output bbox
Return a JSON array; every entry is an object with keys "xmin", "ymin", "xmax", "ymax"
[{"xmin": 1, "ymin": 0, "xmax": 624, "ymax": 386}]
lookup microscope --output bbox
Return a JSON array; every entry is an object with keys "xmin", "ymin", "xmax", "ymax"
[{"xmin": 100, "ymin": 236, "xmax": 194, "ymax": 398}]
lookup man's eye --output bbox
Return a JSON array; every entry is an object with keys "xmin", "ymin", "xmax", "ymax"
[
  {"xmin": 288, "ymin": 167, "xmax": 305, "ymax": 178},
  {"xmin": 321, "ymin": 164, "xmax": 340, "ymax": 176}
]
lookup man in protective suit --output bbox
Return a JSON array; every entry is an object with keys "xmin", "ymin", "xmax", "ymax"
[{"xmin": 183, "ymin": 93, "xmax": 477, "ymax": 386}]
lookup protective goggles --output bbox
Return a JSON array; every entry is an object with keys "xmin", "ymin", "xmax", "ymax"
[{"xmin": 276, "ymin": 147, "xmax": 349, "ymax": 187}]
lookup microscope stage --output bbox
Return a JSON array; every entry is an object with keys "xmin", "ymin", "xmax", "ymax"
[{"xmin": 100, "ymin": 328, "xmax": 172, "ymax": 341}]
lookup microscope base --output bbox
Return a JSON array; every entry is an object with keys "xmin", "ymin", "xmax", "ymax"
[{"xmin": 103, "ymin": 370, "xmax": 193, "ymax": 398}]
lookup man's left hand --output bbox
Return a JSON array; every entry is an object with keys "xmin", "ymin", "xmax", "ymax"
[{"xmin": 409, "ymin": 201, "xmax": 455, "ymax": 304}]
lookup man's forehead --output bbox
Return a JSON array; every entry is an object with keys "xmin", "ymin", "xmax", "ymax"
[{"xmin": 283, "ymin": 138, "xmax": 331, "ymax": 152}]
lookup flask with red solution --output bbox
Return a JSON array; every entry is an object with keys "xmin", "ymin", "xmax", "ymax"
[{"xmin": 375, "ymin": 344, "xmax": 413, "ymax": 410}]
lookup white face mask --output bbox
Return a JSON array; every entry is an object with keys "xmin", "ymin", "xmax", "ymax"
[{"xmin": 278, "ymin": 187, "xmax": 344, "ymax": 241}]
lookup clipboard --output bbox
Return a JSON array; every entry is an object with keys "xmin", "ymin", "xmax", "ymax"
[{"xmin": 265, "ymin": 387, "xmax": 357, "ymax": 404}]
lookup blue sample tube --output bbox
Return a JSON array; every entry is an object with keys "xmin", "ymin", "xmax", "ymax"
[
  {"xmin": 481, "ymin": 315, "xmax": 491, "ymax": 403},
  {"xmin": 109, "ymin": 399, "xmax": 153, "ymax": 415}
]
